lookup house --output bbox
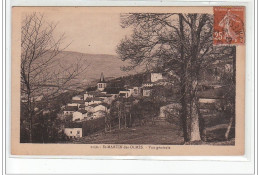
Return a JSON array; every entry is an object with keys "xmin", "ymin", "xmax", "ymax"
[
  {"xmin": 85, "ymin": 105, "xmax": 95, "ymax": 113},
  {"xmin": 93, "ymin": 103, "xmax": 108, "ymax": 113},
  {"xmin": 71, "ymin": 99, "xmax": 85, "ymax": 107},
  {"xmin": 83, "ymin": 91, "xmax": 107, "ymax": 100},
  {"xmin": 142, "ymin": 73, "xmax": 164, "ymax": 87},
  {"xmin": 72, "ymin": 95, "xmax": 83, "ymax": 101},
  {"xmin": 85, "ymin": 97, "xmax": 104, "ymax": 106},
  {"xmin": 64, "ymin": 122, "xmax": 83, "ymax": 138},
  {"xmin": 85, "ymin": 103, "xmax": 108, "ymax": 120},
  {"xmin": 93, "ymin": 110, "xmax": 106, "ymax": 119},
  {"xmin": 63, "ymin": 106, "xmax": 78, "ymax": 115},
  {"xmin": 119, "ymin": 90, "xmax": 130, "ymax": 98},
  {"xmin": 64, "ymin": 127, "xmax": 82, "ymax": 138},
  {"xmin": 97, "ymin": 72, "xmax": 107, "ymax": 91},
  {"xmin": 128, "ymin": 88, "xmax": 134, "ymax": 97},
  {"xmin": 95, "ymin": 93, "xmax": 113, "ymax": 104},
  {"xmin": 151, "ymin": 73, "xmax": 164, "ymax": 83},
  {"xmin": 132, "ymin": 87, "xmax": 142, "ymax": 97},
  {"xmin": 78, "ymin": 104, "xmax": 85, "ymax": 110},
  {"xmin": 72, "ymin": 110, "xmax": 87, "ymax": 121},
  {"xmin": 84, "ymin": 92, "xmax": 94, "ymax": 100},
  {"xmin": 104, "ymin": 87, "xmax": 123, "ymax": 99},
  {"xmin": 142, "ymin": 87, "xmax": 153, "ymax": 97},
  {"xmin": 67, "ymin": 103, "xmax": 78, "ymax": 107},
  {"xmin": 85, "ymin": 103, "xmax": 108, "ymax": 113}
]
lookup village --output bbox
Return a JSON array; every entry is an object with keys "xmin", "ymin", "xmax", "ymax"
[
  {"xmin": 61, "ymin": 72, "xmax": 171, "ymax": 139},
  {"xmin": 59, "ymin": 59, "xmax": 233, "ymax": 143}
]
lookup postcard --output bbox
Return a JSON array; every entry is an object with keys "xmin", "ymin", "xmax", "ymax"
[{"xmin": 12, "ymin": 6, "xmax": 245, "ymax": 155}]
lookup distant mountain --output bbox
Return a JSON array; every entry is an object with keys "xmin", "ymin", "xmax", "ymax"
[{"xmin": 51, "ymin": 51, "xmax": 143, "ymax": 90}]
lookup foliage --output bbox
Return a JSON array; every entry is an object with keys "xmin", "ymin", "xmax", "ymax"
[{"xmin": 20, "ymin": 12, "xmax": 88, "ymax": 142}]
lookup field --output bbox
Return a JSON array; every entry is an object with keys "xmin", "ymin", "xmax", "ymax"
[
  {"xmin": 67, "ymin": 119, "xmax": 234, "ymax": 145},
  {"xmin": 70, "ymin": 122, "xmax": 185, "ymax": 145}
]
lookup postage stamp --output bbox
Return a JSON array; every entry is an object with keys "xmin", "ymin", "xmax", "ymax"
[{"xmin": 213, "ymin": 6, "xmax": 245, "ymax": 45}]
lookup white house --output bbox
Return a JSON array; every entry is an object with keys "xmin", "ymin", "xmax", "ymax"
[
  {"xmin": 63, "ymin": 106, "xmax": 78, "ymax": 115},
  {"xmin": 132, "ymin": 87, "xmax": 142, "ymax": 97},
  {"xmin": 84, "ymin": 92, "xmax": 94, "ymax": 100},
  {"xmin": 85, "ymin": 97, "xmax": 104, "ymax": 106},
  {"xmin": 72, "ymin": 95, "xmax": 83, "ymax": 101},
  {"xmin": 93, "ymin": 111, "xmax": 106, "ymax": 119},
  {"xmin": 72, "ymin": 110, "xmax": 87, "ymax": 121},
  {"xmin": 85, "ymin": 105, "xmax": 95, "ymax": 113},
  {"xmin": 93, "ymin": 104, "xmax": 108, "ymax": 113},
  {"xmin": 151, "ymin": 73, "xmax": 164, "ymax": 83},
  {"xmin": 142, "ymin": 87, "xmax": 153, "ymax": 97},
  {"xmin": 67, "ymin": 103, "xmax": 78, "ymax": 107},
  {"xmin": 128, "ymin": 88, "xmax": 134, "ymax": 97},
  {"xmin": 119, "ymin": 90, "xmax": 130, "ymax": 98},
  {"xmin": 64, "ymin": 128, "xmax": 82, "ymax": 138}
]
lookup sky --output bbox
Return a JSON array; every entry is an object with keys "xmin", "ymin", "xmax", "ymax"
[
  {"xmin": 41, "ymin": 8, "xmax": 131, "ymax": 55},
  {"xmin": 19, "ymin": 6, "xmax": 212, "ymax": 55}
]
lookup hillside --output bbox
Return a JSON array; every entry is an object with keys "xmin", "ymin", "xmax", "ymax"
[
  {"xmin": 39, "ymin": 51, "xmax": 141, "ymax": 90},
  {"xmin": 45, "ymin": 51, "xmax": 143, "ymax": 90}
]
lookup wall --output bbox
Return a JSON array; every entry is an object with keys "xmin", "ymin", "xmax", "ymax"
[
  {"xmin": 151, "ymin": 73, "xmax": 163, "ymax": 83},
  {"xmin": 64, "ymin": 128, "xmax": 83, "ymax": 138},
  {"xmin": 72, "ymin": 111, "xmax": 84, "ymax": 121}
]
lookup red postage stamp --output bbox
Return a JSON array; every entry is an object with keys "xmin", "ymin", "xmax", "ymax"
[{"xmin": 213, "ymin": 6, "xmax": 245, "ymax": 45}]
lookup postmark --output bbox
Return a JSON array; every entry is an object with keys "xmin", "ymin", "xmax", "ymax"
[{"xmin": 213, "ymin": 6, "xmax": 245, "ymax": 45}]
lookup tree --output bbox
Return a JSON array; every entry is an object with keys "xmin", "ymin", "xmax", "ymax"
[
  {"xmin": 117, "ymin": 13, "xmax": 234, "ymax": 142},
  {"xmin": 21, "ymin": 12, "xmax": 88, "ymax": 142}
]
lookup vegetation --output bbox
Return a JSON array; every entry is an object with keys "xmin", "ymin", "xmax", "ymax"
[
  {"xmin": 117, "ymin": 13, "xmax": 236, "ymax": 142},
  {"xmin": 20, "ymin": 12, "xmax": 88, "ymax": 143}
]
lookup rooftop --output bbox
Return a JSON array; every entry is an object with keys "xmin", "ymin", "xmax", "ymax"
[
  {"xmin": 64, "ymin": 106, "xmax": 78, "ymax": 111},
  {"xmin": 64, "ymin": 122, "xmax": 82, "ymax": 128},
  {"xmin": 98, "ymin": 72, "xmax": 106, "ymax": 83},
  {"xmin": 85, "ymin": 97, "xmax": 104, "ymax": 102},
  {"xmin": 104, "ymin": 87, "xmax": 126, "ymax": 94},
  {"xmin": 71, "ymin": 100, "xmax": 85, "ymax": 104}
]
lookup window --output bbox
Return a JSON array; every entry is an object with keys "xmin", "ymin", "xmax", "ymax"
[
  {"xmin": 77, "ymin": 131, "xmax": 80, "ymax": 134},
  {"xmin": 70, "ymin": 131, "xmax": 72, "ymax": 134}
]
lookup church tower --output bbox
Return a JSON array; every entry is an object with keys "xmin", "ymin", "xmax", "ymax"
[{"xmin": 97, "ymin": 72, "xmax": 107, "ymax": 91}]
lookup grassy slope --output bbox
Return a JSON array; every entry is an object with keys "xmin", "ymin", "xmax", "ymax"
[{"xmin": 72, "ymin": 123, "xmax": 184, "ymax": 145}]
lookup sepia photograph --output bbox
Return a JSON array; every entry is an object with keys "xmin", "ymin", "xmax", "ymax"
[{"xmin": 11, "ymin": 6, "xmax": 245, "ymax": 155}]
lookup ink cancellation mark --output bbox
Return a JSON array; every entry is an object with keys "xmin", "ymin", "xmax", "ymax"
[{"xmin": 213, "ymin": 6, "xmax": 245, "ymax": 45}]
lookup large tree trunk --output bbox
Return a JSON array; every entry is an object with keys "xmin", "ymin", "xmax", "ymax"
[
  {"xmin": 225, "ymin": 46, "xmax": 236, "ymax": 140},
  {"xmin": 189, "ymin": 78, "xmax": 201, "ymax": 142},
  {"xmin": 190, "ymin": 96, "xmax": 201, "ymax": 141},
  {"xmin": 179, "ymin": 14, "xmax": 190, "ymax": 142},
  {"xmin": 189, "ymin": 14, "xmax": 202, "ymax": 142}
]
